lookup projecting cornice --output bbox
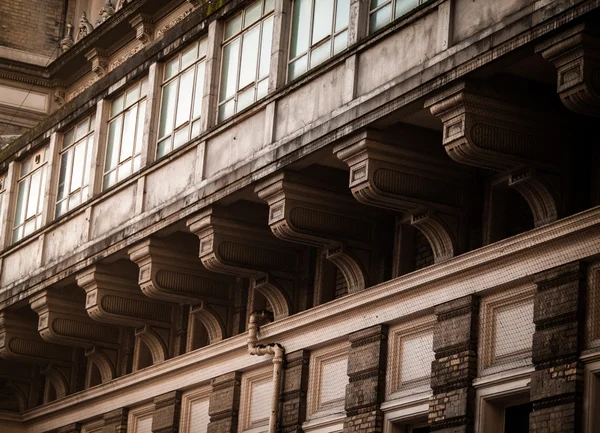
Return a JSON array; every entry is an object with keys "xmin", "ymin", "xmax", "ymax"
[
  {"xmin": 187, "ymin": 207, "xmax": 296, "ymax": 320},
  {"xmin": 255, "ymin": 172, "xmax": 382, "ymax": 292},
  {"xmin": 537, "ymin": 23, "xmax": 600, "ymax": 118},
  {"xmin": 128, "ymin": 238, "xmax": 233, "ymax": 305}
]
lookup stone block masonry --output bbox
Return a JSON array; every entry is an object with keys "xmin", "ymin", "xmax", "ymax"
[
  {"xmin": 207, "ymin": 372, "xmax": 241, "ymax": 433},
  {"xmin": 281, "ymin": 350, "xmax": 310, "ymax": 433}
]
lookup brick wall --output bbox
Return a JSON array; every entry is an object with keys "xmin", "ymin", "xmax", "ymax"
[{"xmin": 0, "ymin": 0, "xmax": 64, "ymax": 57}]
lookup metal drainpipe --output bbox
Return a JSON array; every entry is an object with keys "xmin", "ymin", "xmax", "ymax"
[{"xmin": 247, "ymin": 311, "xmax": 285, "ymax": 433}]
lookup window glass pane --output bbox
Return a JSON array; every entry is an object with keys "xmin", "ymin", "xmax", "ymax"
[
  {"xmin": 220, "ymin": 39, "xmax": 240, "ymax": 101},
  {"xmin": 176, "ymin": 69, "xmax": 195, "ymax": 128},
  {"xmin": 193, "ymin": 63, "xmax": 205, "ymax": 119},
  {"xmin": 104, "ymin": 171, "xmax": 117, "ymax": 190},
  {"xmin": 245, "ymin": 1, "xmax": 262, "ymax": 28},
  {"xmin": 70, "ymin": 143, "xmax": 86, "ymax": 193},
  {"xmin": 219, "ymin": 99, "xmax": 235, "ymax": 121},
  {"xmin": 333, "ymin": 30, "xmax": 348, "ymax": 54},
  {"xmin": 24, "ymin": 219, "xmax": 36, "ymax": 237},
  {"xmin": 121, "ymin": 106, "xmax": 137, "ymax": 162},
  {"xmin": 191, "ymin": 120, "xmax": 202, "ymax": 138},
  {"xmin": 198, "ymin": 39, "xmax": 207, "ymax": 58},
  {"xmin": 26, "ymin": 170, "xmax": 42, "ymax": 220},
  {"xmin": 135, "ymin": 100, "xmax": 146, "ymax": 155},
  {"xmin": 14, "ymin": 179, "xmax": 28, "ymax": 226},
  {"xmin": 75, "ymin": 119, "xmax": 89, "ymax": 141},
  {"xmin": 57, "ymin": 151, "xmax": 71, "ymax": 201},
  {"xmin": 370, "ymin": 4, "xmax": 392, "ymax": 32},
  {"xmin": 21, "ymin": 158, "xmax": 33, "ymax": 177},
  {"xmin": 259, "ymin": 16, "xmax": 274, "ymax": 78},
  {"xmin": 173, "ymin": 126, "xmax": 190, "ymax": 149},
  {"xmin": 83, "ymin": 138, "xmax": 92, "ymax": 187},
  {"xmin": 289, "ymin": 55, "xmax": 308, "ymax": 80},
  {"xmin": 312, "ymin": 0, "xmax": 334, "ymax": 44},
  {"xmin": 335, "ymin": 0, "xmax": 350, "ymax": 31},
  {"xmin": 395, "ymin": 0, "xmax": 419, "ymax": 18},
  {"xmin": 140, "ymin": 77, "xmax": 148, "ymax": 96},
  {"xmin": 133, "ymin": 156, "xmax": 141, "ymax": 172},
  {"xmin": 125, "ymin": 87, "xmax": 139, "ymax": 109},
  {"xmin": 181, "ymin": 43, "xmax": 198, "ymax": 70},
  {"xmin": 106, "ymin": 117, "xmax": 123, "ymax": 172},
  {"xmin": 118, "ymin": 160, "xmax": 132, "ymax": 182},
  {"xmin": 239, "ymin": 26, "xmax": 261, "ymax": 90},
  {"xmin": 290, "ymin": 0, "xmax": 311, "ymax": 58},
  {"xmin": 265, "ymin": 0, "xmax": 275, "ymax": 13},
  {"xmin": 371, "ymin": 0, "xmax": 389, "ymax": 8},
  {"xmin": 157, "ymin": 139, "xmax": 170, "ymax": 158},
  {"xmin": 111, "ymin": 95, "xmax": 125, "ymax": 117},
  {"xmin": 159, "ymin": 81, "xmax": 177, "ymax": 138},
  {"xmin": 310, "ymin": 41, "xmax": 331, "ymax": 68},
  {"xmin": 237, "ymin": 87, "xmax": 255, "ymax": 112},
  {"xmin": 165, "ymin": 57, "xmax": 180, "ymax": 80},
  {"xmin": 257, "ymin": 78, "xmax": 268, "ymax": 99},
  {"xmin": 225, "ymin": 13, "xmax": 242, "ymax": 39}
]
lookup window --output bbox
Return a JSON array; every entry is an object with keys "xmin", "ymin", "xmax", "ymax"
[
  {"xmin": 13, "ymin": 148, "xmax": 48, "ymax": 242},
  {"xmin": 369, "ymin": 0, "xmax": 428, "ymax": 34},
  {"xmin": 158, "ymin": 39, "xmax": 207, "ymax": 158},
  {"xmin": 104, "ymin": 78, "xmax": 148, "ymax": 189},
  {"xmin": 288, "ymin": 0, "xmax": 350, "ymax": 81},
  {"xmin": 218, "ymin": 0, "xmax": 275, "ymax": 121},
  {"xmin": 56, "ymin": 114, "xmax": 95, "ymax": 218}
]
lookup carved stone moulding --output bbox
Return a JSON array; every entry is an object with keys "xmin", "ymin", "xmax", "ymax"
[
  {"xmin": 0, "ymin": 311, "xmax": 73, "ymax": 366},
  {"xmin": 76, "ymin": 265, "xmax": 173, "ymax": 329},
  {"xmin": 187, "ymin": 207, "xmax": 295, "ymax": 320},
  {"xmin": 29, "ymin": 289, "xmax": 122, "ymax": 349},
  {"xmin": 334, "ymin": 129, "xmax": 470, "ymax": 263},
  {"xmin": 255, "ymin": 172, "xmax": 384, "ymax": 291},
  {"xmin": 129, "ymin": 13, "xmax": 154, "ymax": 45},
  {"xmin": 537, "ymin": 23, "xmax": 600, "ymax": 118},
  {"xmin": 128, "ymin": 238, "xmax": 233, "ymax": 305},
  {"xmin": 85, "ymin": 48, "xmax": 109, "ymax": 79},
  {"xmin": 187, "ymin": 302, "xmax": 226, "ymax": 350},
  {"xmin": 426, "ymin": 82, "xmax": 562, "ymax": 227}
]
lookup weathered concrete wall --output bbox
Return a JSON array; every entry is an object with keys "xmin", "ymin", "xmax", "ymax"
[
  {"xmin": 144, "ymin": 150, "xmax": 197, "ymax": 211},
  {"xmin": 91, "ymin": 184, "xmax": 137, "ymax": 239}
]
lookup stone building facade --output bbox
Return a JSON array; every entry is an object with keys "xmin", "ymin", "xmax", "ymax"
[{"xmin": 0, "ymin": 0, "xmax": 599, "ymax": 432}]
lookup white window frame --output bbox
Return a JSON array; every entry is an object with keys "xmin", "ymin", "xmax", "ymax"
[
  {"xmin": 180, "ymin": 385, "xmax": 211, "ymax": 433},
  {"xmin": 218, "ymin": 0, "xmax": 275, "ymax": 121},
  {"xmin": 12, "ymin": 148, "xmax": 48, "ymax": 243},
  {"xmin": 157, "ymin": 38, "xmax": 207, "ymax": 159},
  {"xmin": 381, "ymin": 393, "xmax": 431, "ymax": 433},
  {"xmin": 55, "ymin": 113, "xmax": 96, "ymax": 218},
  {"xmin": 103, "ymin": 77, "xmax": 148, "ymax": 190},
  {"xmin": 239, "ymin": 366, "xmax": 273, "ymax": 433},
  {"xmin": 368, "ymin": 0, "xmax": 428, "ymax": 35},
  {"xmin": 287, "ymin": 0, "xmax": 350, "ymax": 81}
]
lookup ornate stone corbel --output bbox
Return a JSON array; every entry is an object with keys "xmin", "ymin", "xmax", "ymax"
[
  {"xmin": 334, "ymin": 129, "xmax": 468, "ymax": 263},
  {"xmin": 187, "ymin": 207, "xmax": 295, "ymax": 320},
  {"xmin": 53, "ymin": 87, "xmax": 67, "ymax": 107},
  {"xmin": 129, "ymin": 13, "xmax": 154, "ymax": 45},
  {"xmin": 76, "ymin": 265, "xmax": 173, "ymax": 329},
  {"xmin": 537, "ymin": 23, "xmax": 600, "ymax": 118},
  {"xmin": 75, "ymin": 13, "xmax": 95, "ymax": 42},
  {"xmin": 0, "ymin": 311, "xmax": 73, "ymax": 366},
  {"xmin": 255, "ymin": 172, "xmax": 383, "ymax": 293},
  {"xmin": 85, "ymin": 48, "xmax": 109, "ymax": 79},
  {"xmin": 128, "ymin": 238, "xmax": 233, "ymax": 305},
  {"xmin": 426, "ymin": 82, "xmax": 562, "ymax": 227}
]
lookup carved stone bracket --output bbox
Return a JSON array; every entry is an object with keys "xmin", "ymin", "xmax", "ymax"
[
  {"xmin": 334, "ymin": 130, "xmax": 468, "ymax": 263},
  {"xmin": 187, "ymin": 207, "xmax": 295, "ymax": 320},
  {"xmin": 85, "ymin": 48, "xmax": 109, "ymax": 79},
  {"xmin": 76, "ymin": 265, "xmax": 173, "ymax": 329},
  {"xmin": 0, "ymin": 311, "xmax": 73, "ymax": 366},
  {"xmin": 255, "ymin": 172, "xmax": 383, "ymax": 292},
  {"xmin": 426, "ymin": 82, "xmax": 562, "ymax": 226},
  {"xmin": 128, "ymin": 238, "xmax": 233, "ymax": 305},
  {"xmin": 537, "ymin": 24, "xmax": 600, "ymax": 118},
  {"xmin": 129, "ymin": 13, "xmax": 154, "ymax": 45}
]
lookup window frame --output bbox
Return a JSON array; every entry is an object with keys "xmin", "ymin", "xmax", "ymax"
[
  {"xmin": 156, "ymin": 39, "xmax": 208, "ymax": 159},
  {"xmin": 287, "ymin": 0, "xmax": 350, "ymax": 82},
  {"xmin": 103, "ymin": 77, "xmax": 149, "ymax": 190},
  {"xmin": 368, "ymin": 0, "xmax": 428, "ymax": 35},
  {"xmin": 13, "ymin": 148, "xmax": 48, "ymax": 243},
  {"xmin": 217, "ymin": 0, "xmax": 275, "ymax": 122},
  {"xmin": 55, "ymin": 113, "xmax": 96, "ymax": 218}
]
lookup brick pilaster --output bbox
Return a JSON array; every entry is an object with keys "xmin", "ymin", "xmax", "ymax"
[
  {"xmin": 102, "ymin": 408, "xmax": 129, "ymax": 433},
  {"xmin": 343, "ymin": 324, "xmax": 388, "ymax": 433},
  {"xmin": 152, "ymin": 391, "xmax": 182, "ymax": 433},
  {"xmin": 429, "ymin": 295, "xmax": 479, "ymax": 433},
  {"xmin": 207, "ymin": 372, "xmax": 241, "ymax": 433},
  {"xmin": 529, "ymin": 262, "xmax": 586, "ymax": 433},
  {"xmin": 281, "ymin": 350, "xmax": 310, "ymax": 433}
]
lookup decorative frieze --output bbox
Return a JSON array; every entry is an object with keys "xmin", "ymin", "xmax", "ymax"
[
  {"xmin": 537, "ymin": 23, "xmax": 600, "ymax": 118},
  {"xmin": 335, "ymin": 130, "xmax": 467, "ymax": 263},
  {"xmin": 128, "ymin": 237, "xmax": 233, "ymax": 305},
  {"xmin": 255, "ymin": 172, "xmax": 381, "ymax": 293},
  {"xmin": 426, "ymin": 82, "xmax": 563, "ymax": 227},
  {"xmin": 187, "ymin": 207, "xmax": 298, "ymax": 320}
]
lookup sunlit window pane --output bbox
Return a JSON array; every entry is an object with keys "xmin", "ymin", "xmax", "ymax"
[
  {"xmin": 259, "ymin": 17, "xmax": 274, "ymax": 78},
  {"xmin": 312, "ymin": 1, "xmax": 334, "ymax": 44},
  {"xmin": 14, "ymin": 149, "xmax": 48, "ymax": 242},
  {"xmin": 106, "ymin": 117, "xmax": 123, "ymax": 171},
  {"xmin": 290, "ymin": 0, "xmax": 311, "ymax": 58},
  {"xmin": 239, "ymin": 26, "xmax": 260, "ymax": 90},
  {"xmin": 335, "ymin": 0, "xmax": 351, "ymax": 31},
  {"xmin": 193, "ymin": 64, "xmax": 205, "ymax": 120},
  {"xmin": 176, "ymin": 69, "xmax": 195, "ymax": 128},
  {"xmin": 245, "ymin": 1, "xmax": 262, "ymax": 28},
  {"xmin": 160, "ymin": 81, "xmax": 177, "ymax": 138},
  {"xmin": 221, "ymin": 40, "xmax": 240, "ymax": 101},
  {"xmin": 395, "ymin": 0, "xmax": 420, "ymax": 17}
]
